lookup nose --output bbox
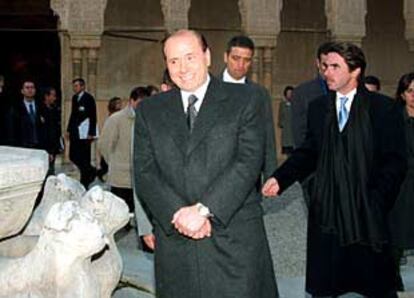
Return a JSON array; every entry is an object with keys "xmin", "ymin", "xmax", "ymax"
[{"xmin": 179, "ymin": 60, "xmax": 188, "ymax": 73}]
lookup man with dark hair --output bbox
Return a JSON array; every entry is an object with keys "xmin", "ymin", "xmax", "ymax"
[
  {"xmin": 364, "ymin": 75, "xmax": 381, "ymax": 92},
  {"xmin": 278, "ymin": 85, "xmax": 294, "ymax": 156},
  {"xmin": 221, "ymin": 34, "xmax": 277, "ymax": 183},
  {"xmin": 263, "ymin": 42, "xmax": 406, "ymax": 297},
  {"xmin": 66, "ymin": 78, "xmax": 97, "ymax": 189},
  {"xmin": 9, "ymin": 80, "xmax": 45, "ymax": 149},
  {"xmin": 40, "ymin": 87, "xmax": 61, "ymax": 175},
  {"xmin": 134, "ymin": 29, "xmax": 278, "ymax": 298}
]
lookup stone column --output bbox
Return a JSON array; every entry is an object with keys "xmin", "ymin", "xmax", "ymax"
[
  {"xmin": 262, "ymin": 46, "xmax": 274, "ymax": 92},
  {"xmin": 238, "ymin": 0, "xmax": 282, "ymax": 91},
  {"xmin": 325, "ymin": 0, "xmax": 367, "ymax": 46},
  {"xmin": 71, "ymin": 47, "xmax": 83, "ymax": 79},
  {"xmin": 161, "ymin": 0, "xmax": 191, "ymax": 33},
  {"xmin": 87, "ymin": 48, "xmax": 99, "ymax": 96},
  {"xmin": 404, "ymin": 0, "xmax": 414, "ymax": 51}
]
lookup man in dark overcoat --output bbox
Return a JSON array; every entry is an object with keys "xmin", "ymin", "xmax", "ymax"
[
  {"xmin": 220, "ymin": 35, "xmax": 277, "ymax": 182},
  {"xmin": 134, "ymin": 29, "xmax": 278, "ymax": 298},
  {"xmin": 262, "ymin": 42, "xmax": 406, "ymax": 297}
]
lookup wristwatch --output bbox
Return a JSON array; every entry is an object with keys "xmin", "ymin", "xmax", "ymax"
[{"xmin": 195, "ymin": 202, "xmax": 213, "ymax": 218}]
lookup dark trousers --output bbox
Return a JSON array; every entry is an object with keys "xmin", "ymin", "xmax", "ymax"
[
  {"xmin": 69, "ymin": 138, "xmax": 95, "ymax": 189},
  {"xmin": 110, "ymin": 186, "xmax": 134, "ymax": 212}
]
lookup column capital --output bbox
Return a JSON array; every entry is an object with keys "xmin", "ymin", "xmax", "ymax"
[
  {"xmin": 404, "ymin": 0, "xmax": 414, "ymax": 51},
  {"xmin": 161, "ymin": 0, "xmax": 191, "ymax": 33},
  {"xmin": 325, "ymin": 0, "xmax": 366, "ymax": 44}
]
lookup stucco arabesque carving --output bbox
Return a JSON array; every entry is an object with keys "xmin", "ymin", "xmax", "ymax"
[
  {"xmin": 404, "ymin": 0, "xmax": 414, "ymax": 51},
  {"xmin": 160, "ymin": 0, "xmax": 191, "ymax": 32}
]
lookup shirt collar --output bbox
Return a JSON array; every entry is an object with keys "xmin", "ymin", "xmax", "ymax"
[
  {"xmin": 222, "ymin": 68, "xmax": 246, "ymax": 84},
  {"xmin": 77, "ymin": 91, "xmax": 85, "ymax": 101},
  {"xmin": 336, "ymin": 88, "xmax": 357, "ymax": 113},
  {"xmin": 180, "ymin": 75, "xmax": 211, "ymax": 112}
]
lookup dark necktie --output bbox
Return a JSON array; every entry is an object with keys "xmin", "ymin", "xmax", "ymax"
[
  {"xmin": 187, "ymin": 94, "xmax": 198, "ymax": 132},
  {"xmin": 29, "ymin": 103, "xmax": 36, "ymax": 124}
]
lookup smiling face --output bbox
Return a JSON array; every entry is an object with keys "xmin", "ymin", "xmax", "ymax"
[
  {"xmin": 224, "ymin": 46, "xmax": 253, "ymax": 80},
  {"xmin": 321, "ymin": 52, "xmax": 360, "ymax": 94},
  {"xmin": 164, "ymin": 31, "xmax": 210, "ymax": 92}
]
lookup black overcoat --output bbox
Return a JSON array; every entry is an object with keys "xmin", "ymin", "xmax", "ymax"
[
  {"xmin": 274, "ymin": 87, "xmax": 406, "ymax": 296},
  {"xmin": 134, "ymin": 77, "xmax": 278, "ymax": 298}
]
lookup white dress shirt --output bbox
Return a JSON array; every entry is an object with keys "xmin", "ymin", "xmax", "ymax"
[
  {"xmin": 335, "ymin": 88, "xmax": 357, "ymax": 120},
  {"xmin": 222, "ymin": 68, "xmax": 246, "ymax": 84},
  {"xmin": 180, "ymin": 75, "xmax": 211, "ymax": 113}
]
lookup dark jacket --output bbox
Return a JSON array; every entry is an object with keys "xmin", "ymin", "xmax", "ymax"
[
  {"xmin": 134, "ymin": 77, "xmax": 278, "ymax": 298},
  {"xmin": 67, "ymin": 91, "xmax": 97, "ymax": 140}
]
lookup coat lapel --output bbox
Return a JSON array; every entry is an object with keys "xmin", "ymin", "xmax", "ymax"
[
  {"xmin": 162, "ymin": 89, "xmax": 189, "ymax": 155},
  {"xmin": 186, "ymin": 78, "xmax": 228, "ymax": 156}
]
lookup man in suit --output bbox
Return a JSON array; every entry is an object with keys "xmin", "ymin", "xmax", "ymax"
[
  {"xmin": 221, "ymin": 35, "xmax": 277, "ymax": 180},
  {"xmin": 8, "ymin": 80, "xmax": 44, "ymax": 149},
  {"xmin": 291, "ymin": 44, "xmax": 329, "ymax": 149},
  {"xmin": 66, "ymin": 78, "xmax": 97, "ymax": 189},
  {"xmin": 262, "ymin": 42, "xmax": 406, "ymax": 297},
  {"xmin": 134, "ymin": 29, "xmax": 278, "ymax": 298}
]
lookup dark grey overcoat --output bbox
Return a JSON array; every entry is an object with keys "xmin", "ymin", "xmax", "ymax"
[{"xmin": 134, "ymin": 77, "xmax": 278, "ymax": 298}]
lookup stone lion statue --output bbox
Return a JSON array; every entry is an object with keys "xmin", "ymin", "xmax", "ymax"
[
  {"xmin": 23, "ymin": 174, "xmax": 85, "ymax": 236},
  {"xmin": 0, "ymin": 200, "xmax": 107, "ymax": 298},
  {"xmin": 80, "ymin": 186, "xmax": 130, "ymax": 298}
]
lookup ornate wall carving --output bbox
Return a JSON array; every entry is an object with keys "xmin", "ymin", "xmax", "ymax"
[{"xmin": 404, "ymin": 0, "xmax": 414, "ymax": 51}]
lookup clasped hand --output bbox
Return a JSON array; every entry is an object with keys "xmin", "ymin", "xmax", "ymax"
[{"xmin": 172, "ymin": 204, "xmax": 211, "ymax": 240}]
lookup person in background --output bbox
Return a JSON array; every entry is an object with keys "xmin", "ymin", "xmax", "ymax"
[
  {"xmin": 388, "ymin": 72, "xmax": 414, "ymax": 292},
  {"xmin": 96, "ymin": 96, "xmax": 123, "ymax": 182},
  {"xmin": 278, "ymin": 85, "xmax": 294, "ymax": 156},
  {"xmin": 40, "ymin": 87, "xmax": 61, "ymax": 175},
  {"xmin": 66, "ymin": 78, "xmax": 97, "ymax": 189},
  {"xmin": 221, "ymin": 34, "xmax": 277, "ymax": 184},
  {"xmin": 146, "ymin": 85, "xmax": 159, "ymax": 95},
  {"xmin": 364, "ymin": 75, "xmax": 381, "ymax": 92},
  {"xmin": 160, "ymin": 68, "xmax": 176, "ymax": 92},
  {"xmin": 98, "ymin": 87, "xmax": 155, "ymax": 250}
]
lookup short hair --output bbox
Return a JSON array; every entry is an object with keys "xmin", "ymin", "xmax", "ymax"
[
  {"xmin": 146, "ymin": 85, "xmax": 159, "ymax": 95},
  {"xmin": 226, "ymin": 35, "xmax": 255, "ymax": 54},
  {"xmin": 43, "ymin": 87, "xmax": 56, "ymax": 97},
  {"xmin": 364, "ymin": 75, "xmax": 381, "ymax": 91},
  {"xmin": 318, "ymin": 41, "xmax": 366, "ymax": 80},
  {"xmin": 395, "ymin": 72, "xmax": 414, "ymax": 103},
  {"xmin": 21, "ymin": 80, "xmax": 36, "ymax": 88},
  {"xmin": 283, "ymin": 85, "xmax": 294, "ymax": 97},
  {"xmin": 72, "ymin": 78, "xmax": 85, "ymax": 86},
  {"xmin": 130, "ymin": 86, "xmax": 151, "ymax": 101},
  {"xmin": 162, "ymin": 30, "xmax": 209, "ymax": 59},
  {"xmin": 107, "ymin": 96, "xmax": 122, "ymax": 114}
]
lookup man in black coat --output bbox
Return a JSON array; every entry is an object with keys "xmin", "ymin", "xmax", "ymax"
[
  {"xmin": 40, "ymin": 87, "xmax": 61, "ymax": 175},
  {"xmin": 263, "ymin": 42, "xmax": 406, "ymax": 297},
  {"xmin": 66, "ymin": 78, "xmax": 97, "ymax": 188},
  {"xmin": 221, "ymin": 35, "xmax": 277, "ymax": 181},
  {"xmin": 8, "ymin": 80, "xmax": 44, "ymax": 149},
  {"xmin": 134, "ymin": 30, "xmax": 278, "ymax": 298}
]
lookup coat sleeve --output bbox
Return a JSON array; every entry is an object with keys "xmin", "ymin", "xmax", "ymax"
[
  {"xmin": 87, "ymin": 94, "xmax": 97, "ymax": 136},
  {"xmin": 200, "ymin": 90, "xmax": 266, "ymax": 227},
  {"xmin": 133, "ymin": 106, "xmax": 188, "ymax": 235},
  {"xmin": 371, "ymin": 102, "xmax": 407, "ymax": 210},
  {"xmin": 261, "ymin": 87, "xmax": 277, "ymax": 180}
]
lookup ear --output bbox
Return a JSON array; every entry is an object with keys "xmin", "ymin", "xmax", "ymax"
[
  {"xmin": 205, "ymin": 48, "xmax": 211, "ymax": 67},
  {"xmin": 223, "ymin": 52, "xmax": 228, "ymax": 63},
  {"xmin": 351, "ymin": 67, "xmax": 361, "ymax": 80}
]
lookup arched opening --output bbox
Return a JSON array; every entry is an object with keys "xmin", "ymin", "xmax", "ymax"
[{"xmin": 0, "ymin": 0, "xmax": 61, "ymax": 106}]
